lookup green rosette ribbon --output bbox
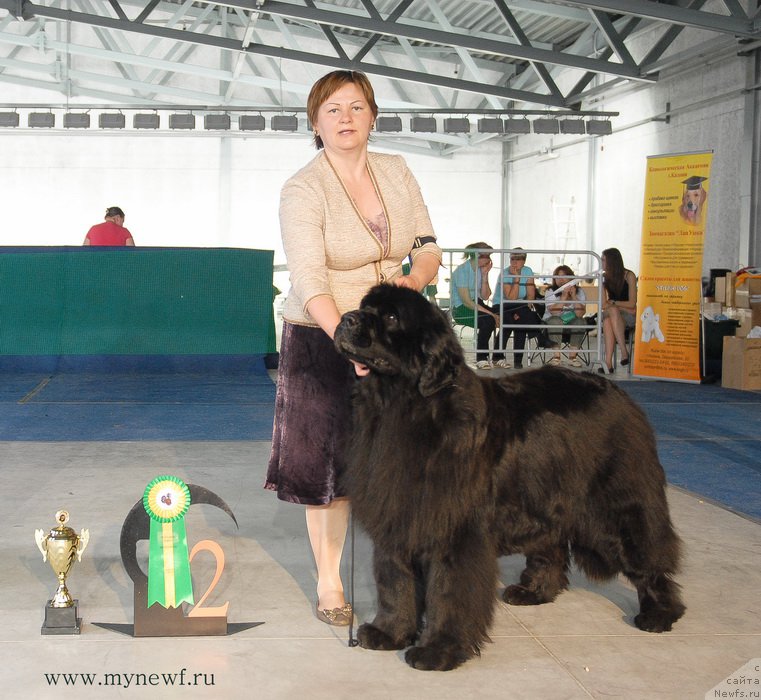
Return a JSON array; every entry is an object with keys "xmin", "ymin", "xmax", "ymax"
[{"xmin": 143, "ymin": 476, "xmax": 194, "ymax": 609}]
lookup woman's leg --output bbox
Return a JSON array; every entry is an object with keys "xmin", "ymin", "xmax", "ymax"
[
  {"xmin": 493, "ymin": 303, "xmax": 515, "ymax": 361},
  {"xmin": 545, "ymin": 316, "xmax": 563, "ymax": 362},
  {"xmin": 568, "ymin": 318, "xmax": 586, "ymax": 360},
  {"xmin": 476, "ymin": 311, "xmax": 497, "ymax": 363},
  {"xmin": 306, "ymin": 498, "xmax": 350, "ymax": 610},
  {"xmin": 602, "ymin": 315, "xmax": 615, "ymax": 369},
  {"xmin": 607, "ymin": 307, "xmax": 629, "ymax": 361},
  {"xmin": 511, "ymin": 305, "xmax": 537, "ymax": 366}
]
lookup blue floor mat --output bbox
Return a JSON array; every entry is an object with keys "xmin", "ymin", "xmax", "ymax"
[
  {"xmin": 622, "ymin": 380, "xmax": 761, "ymax": 521},
  {"xmin": 25, "ymin": 373, "xmax": 275, "ymax": 404},
  {"xmin": 1, "ymin": 369, "xmax": 759, "ymax": 520},
  {"xmin": 0, "ymin": 366, "xmax": 275, "ymax": 441}
]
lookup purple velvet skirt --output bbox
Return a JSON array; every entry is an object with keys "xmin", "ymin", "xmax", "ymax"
[{"xmin": 264, "ymin": 321, "xmax": 355, "ymax": 505}]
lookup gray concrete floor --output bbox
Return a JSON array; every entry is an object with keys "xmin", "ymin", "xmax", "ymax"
[{"xmin": 1, "ymin": 439, "xmax": 759, "ymax": 699}]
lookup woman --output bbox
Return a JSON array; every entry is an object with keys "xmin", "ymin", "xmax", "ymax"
[
  {"xmin": 264, "ymin": 71, "xmax": 441, "ymax": 626},
  {"xmin": 491, "ymin": 248, "xmax": 556, "ymax": 369},
  {"xmin": 543, "ymin": 265, "xmax": 587, "ymax": 367},
  {"xmin": 599, "ymin": 247, "xmax": 637, "ymax": 374},
  {"xmin": 450, "ymin": 243, "xmax": 501, "ymax": 369}
]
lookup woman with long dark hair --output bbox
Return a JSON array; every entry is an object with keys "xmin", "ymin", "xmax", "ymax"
[{"xmin": 599, "ymin": 248, "xmax": 637, "ymax": 373}]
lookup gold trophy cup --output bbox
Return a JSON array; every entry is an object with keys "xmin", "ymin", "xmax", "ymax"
[{"xmin": 35, "ymin": 510, "xmax": 89, "ymax": 634}]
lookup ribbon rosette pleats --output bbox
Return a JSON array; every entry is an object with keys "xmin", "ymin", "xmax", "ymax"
[{"xmin": 143, "ymin": 476, "xmax": 194, "ymax": 609}]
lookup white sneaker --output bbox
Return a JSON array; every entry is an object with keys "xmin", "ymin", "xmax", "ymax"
[
  {"xmin": 493, "ymin": 359, "xmax": 511, "ymax": 369},
  {"xmin": 475, "ymin": 360, "xmax": 492, "ymax": 370}
]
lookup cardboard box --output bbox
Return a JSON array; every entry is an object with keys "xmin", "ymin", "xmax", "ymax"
[
  {"xmin": 722, "ymin": 337, "xmax": 761, "ymax": 391},
  {"xmin": 752, "ymin": 302, "xmax": 761, "ymax": 329},
  {"xmin": 714, "ymin": 277, "xmax": 726, "ymax": 305},
  {"xmin": 734, "ymin": 308, "xmax": 753, "ymax": 337},
  {"xmin": 735, "ymin": 277, "xmax": 761, "ymax": 309},
  {"xmin": 725, "ymin": 272, "xmax": 736, "ymax": 307}
]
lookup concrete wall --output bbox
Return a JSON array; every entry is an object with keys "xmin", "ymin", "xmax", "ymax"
[{"xmin": 0, "ymin": 131, "xmax": 502, "ymax": 258}]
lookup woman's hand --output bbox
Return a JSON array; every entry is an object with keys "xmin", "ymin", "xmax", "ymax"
[{"xmin": 393, "ymin": 272, "xmax": 424, "ymax": 291}]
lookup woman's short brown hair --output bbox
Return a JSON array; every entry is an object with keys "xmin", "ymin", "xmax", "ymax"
[{"xmin": 306, "ymin": 70, "xmax": 379, "ymax": 150}]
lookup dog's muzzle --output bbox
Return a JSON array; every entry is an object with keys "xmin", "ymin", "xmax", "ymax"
[{"xmin": 334, "ymin": 311, "xmax": 374, "ymax": 361}]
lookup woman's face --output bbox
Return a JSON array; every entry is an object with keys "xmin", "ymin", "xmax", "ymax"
[{"xmin": 314, "ymin": 82, "xmax": 374, "ymax": 155}]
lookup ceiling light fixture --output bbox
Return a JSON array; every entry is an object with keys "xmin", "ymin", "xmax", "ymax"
[
  {"xmin": 134, "ymin": 113, "xmax": 160, "ymax": 129},
  {"xmin": 99, "ymin": 113, "xmax": 125, "ymax": 129},
  {"xmin": 410, "ymin": 116, "xmax": 437, "ymax": 133},
  {"xmin": 204, "ymin": 114, "xmax": 231, "ymax": 130},
  {"xmin": 239, "ymin": 114, "xmax": 266, "ymax": 131},
  {"xmin": 375, "ymin": 116, "xmax": 403, "ymax": 132},
  {"xmin": 28, "ymin": 112, "xmax": 55, "ymax": 128},
  {"xmin": 63, "ymin": 112, "xmax": 90, "ymax": 128},
  {"xmin": 443, "ymin": 117, "xmax": 470, "ymax": 134},
  {"xmin": 559, "ymin": 120, "xmax": 586, "ymax": 135},
  {"xmin": 271, "ymin": 115, "xmax": 298, "ymax": 131},
  {"xmin": 586, "ymin": 120, "xmax": 613, "ymax": 136},
  {"xmin": 477, "ymin": 118, "xmax": 503, "ymax": 134},
  {"xmin": 504, "ymin": 118, "xmax": 531, "ymax": 134},
  {"xmin": 0, "ymin": 111, "xmax": 20, "ymax": 127},
  {"xmin": 169, "ymin": 113, "xmax": 195, "ymax": 130},
  {"xmin": 532, "ymin": 118, "xmax": 560, "ymax": 134}
]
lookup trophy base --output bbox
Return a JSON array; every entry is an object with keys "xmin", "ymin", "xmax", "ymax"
[{"xmin": 41, "ymin": 600, "xmax": 82, "ymax": 635}]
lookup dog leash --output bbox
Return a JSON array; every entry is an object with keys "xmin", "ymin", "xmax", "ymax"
[{"xmin": 347, "ymin": 510, "xmax": 359, "ymax": 647}]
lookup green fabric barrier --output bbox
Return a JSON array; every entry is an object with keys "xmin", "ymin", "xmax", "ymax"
[{"xmin": 0, "ymin": 247, "xmax": 274, "ymax": 355}]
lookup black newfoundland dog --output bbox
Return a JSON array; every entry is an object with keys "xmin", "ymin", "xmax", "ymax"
[{"xmin": 334, "ymin": 284, "xmax": 685, "ymax": 672}]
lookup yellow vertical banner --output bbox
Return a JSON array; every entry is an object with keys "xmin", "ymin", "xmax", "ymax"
[{"xmin": 634, "ymin": 151, "xmax": 713, "ymax": 382}]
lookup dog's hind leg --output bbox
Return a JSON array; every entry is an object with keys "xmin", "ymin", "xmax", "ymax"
[
  {"xmin": 503, "ymin": 541, "xmax": 570, "ymax": 606},
  {"xmin": 628, "ymin": 571, "xmax": 686, "ymax": 633},
  {"xmin": 405, "ymin": 529, "xmax": 497, "ymax": 671},
  {"xmin": 617, "ymin": 503, "xmax": 686, "ymax": 632},
  {"xmin": 358, "ymin": 546, "xmax": 419, "ymax": 651}
]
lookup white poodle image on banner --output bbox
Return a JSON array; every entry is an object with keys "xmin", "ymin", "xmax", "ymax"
[{"xmin": 641, "ymin": 306, "xmax": 666, "ymax": 343}]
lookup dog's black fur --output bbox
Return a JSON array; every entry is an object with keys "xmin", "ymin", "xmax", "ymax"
[{"xmin": 334, "ymin": 284, "xmax": 685, "ymax": 671}]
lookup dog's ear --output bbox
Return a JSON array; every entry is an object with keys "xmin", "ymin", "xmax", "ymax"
[{"xmin": 418, "ymin": 328, "xmax": 463, "ymax": 397}]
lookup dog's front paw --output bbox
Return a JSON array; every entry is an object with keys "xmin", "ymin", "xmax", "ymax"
[
  {"xmin": 634, "ymin": 606, "xmax": 684, "ymax": 633},
  {"xmin": 405, "ymin": 644, "xmax": 469, "ymax": 672},
  {"xmin": 357, "ymin": 623, "xmax": 409, "ymax": 651},
  {"xmin": 503, "ymin": 584, "xmax": 544, "ymax": 606}
]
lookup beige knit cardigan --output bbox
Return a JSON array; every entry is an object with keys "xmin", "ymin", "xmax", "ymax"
[{"xmin": 280, "ymin": 150, "xmax": 441, "ymax": 326}]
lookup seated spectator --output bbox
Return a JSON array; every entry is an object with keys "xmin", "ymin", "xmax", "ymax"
[
  {"xmin": 543, "ymin": 265, "xmax": 587, "ymax": 367},
  {"xmin": 84, "ymin": 206, "xmax": 135, "ymax": 246},
  {"xmin": 450, "ymin": 242, "xmax": 501, "ymax": 369},
  {"xmin": 599, "ymin": 247, "xmax": 637, "ymax": 374},
  {"xmin": 491, "ymin": 248, "xmax": 556, "ymax": 369}
]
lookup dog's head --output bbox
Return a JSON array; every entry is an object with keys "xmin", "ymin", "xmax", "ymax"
[
  {"xmin": 334, "ymin": 284, "xmax": 465, "ymax": 396},
  {"xmin": 679, "ymin": 187, "xmax": 706, "ymax": 221}
]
